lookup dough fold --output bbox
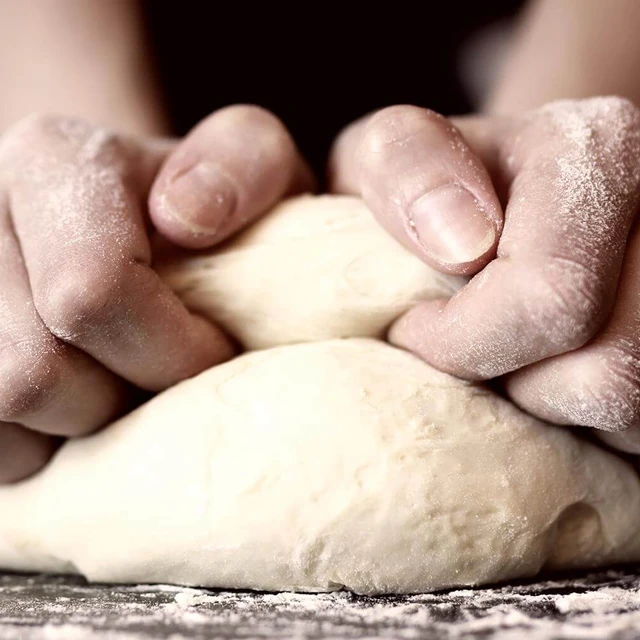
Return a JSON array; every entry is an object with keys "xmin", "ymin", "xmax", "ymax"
[{"xmin": 157, "ymin": 195, "xmax": 464, "ymax": 349}]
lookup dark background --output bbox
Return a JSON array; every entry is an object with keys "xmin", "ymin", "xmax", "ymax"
[{"xmin": 144, "ymin": 1, "xmax": 522, "ymax": 174}]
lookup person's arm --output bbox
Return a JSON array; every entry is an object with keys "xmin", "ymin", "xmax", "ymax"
[
  {"xmin": 488, "ymin": 0, "xmax": 640, "ymax": 113},
  {"xmin": 0, "ymin": 0, "xmax": 168, "ymax": 135}
]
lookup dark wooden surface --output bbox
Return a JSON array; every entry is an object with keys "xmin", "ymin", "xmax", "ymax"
[{"xmin": 2, "ymin": 568, "xmax": 640, "ymax": 639}]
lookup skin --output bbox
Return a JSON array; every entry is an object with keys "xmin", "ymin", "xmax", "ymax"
[
  {"xmin": 329, "ymin": 99, "xmax": 640, "ymax": 454},
  {"xmin": 2, "ymin": 0, "xmax": 640, "ymax": 480},
  {"xmin": 0, "ymin": 0, "xmax": 167, "ymax": 136},
  {"xmin": 0, "ymin": 107, "xmax": 312, "ymax": 483},
  {"xmin": 329, "ymin": 0, "xmax": 640, "ymax": 454},
  {"xmin": 0, "ymin": 1, "xmax": 315, "ymax": 482}
]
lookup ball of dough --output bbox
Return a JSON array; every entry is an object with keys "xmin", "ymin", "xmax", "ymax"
[
  {"xmin": 1, "ymin": 195, "xmax": 639, "ymax": 595},
  {"xmin": 0, "ymin": 339, "xmax": 639, "ymax": 594},
  {"xmin": 157, "ymin": 194, "xmax": 464, "ymax": 349}
]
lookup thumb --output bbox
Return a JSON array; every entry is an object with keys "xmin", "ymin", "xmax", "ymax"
[
  {"xmin": 328, "ymin": 106, "xmax": 504, "ymax": 276},
  {"xmin": 149, "ymin": 105, "xmax": 315, "ymax": 249}
]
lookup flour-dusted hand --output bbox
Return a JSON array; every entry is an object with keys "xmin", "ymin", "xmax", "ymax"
[
  {"xmin": 329, "ymin": 97, "xmax": 640, "ymax": 452},
  {"xmin": 0, "ymin": 107, "xmax": 312, "ymax": 482}
]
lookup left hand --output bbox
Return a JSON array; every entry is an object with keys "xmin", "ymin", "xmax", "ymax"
[
  {"xmin": 328, "ymin": 97, "xmax": 640, "ymax": 453},
  {"xmin": 0, "ymin": 104, "xmax": 313, "ymax": 483}
]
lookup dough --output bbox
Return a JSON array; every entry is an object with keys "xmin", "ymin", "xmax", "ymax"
[
  {"xmin": 0, "ymin": 338, "xmax": 639, "ymax": 594},
  {"xmin": 0, "ymin": 195, "xmax": 639, "ymax": 594},
  {"xmin": 157, "ymin": 195, "xmax": 464, "ymax": 349}
]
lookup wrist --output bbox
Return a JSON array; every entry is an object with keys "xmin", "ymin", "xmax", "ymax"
[{"xmin": 0, "ymin": 0, "xmax": 169, "ymax": 136}]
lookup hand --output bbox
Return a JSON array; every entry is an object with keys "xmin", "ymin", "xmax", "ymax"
[
  {"xmin": 0, "ymin": 105, "xmax": 313, "ymax": 483},
  {"xmin": 329, "ymin": 97, "xmax": 640, "ymax": 453}
]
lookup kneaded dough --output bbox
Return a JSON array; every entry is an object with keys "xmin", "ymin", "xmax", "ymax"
[
  {"xmin": 1, "ymin": 195, "xmax": 639, "ymax": 594},
  {"xmin": 157, "ymin": 195, "xmax": 464, "ymax": 349}
]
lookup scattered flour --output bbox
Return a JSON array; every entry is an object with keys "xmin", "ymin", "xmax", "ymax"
[{"xmin": 2, "ymin": 569, "xmax": 640, "ymax": 639}]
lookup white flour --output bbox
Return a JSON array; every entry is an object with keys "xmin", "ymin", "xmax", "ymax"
[{"xmin": 1, "ymin": 569, "xmax": 640, "ymax": 639}]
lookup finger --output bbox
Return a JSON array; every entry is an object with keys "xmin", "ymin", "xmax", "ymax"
[
  {"xmin": 0, "ymin": 196, "xmax": 126, "ymax": 436},
  {"xmin": 504, "ymin": 220, "xmax": 640, "ymax": 453},
  {"xmin": 328, "ymin": 105, "xmax": 504, "ymax": 275},
  {"xmin": 390, "ymin": 98, "xmax": 640, "ymax": 379},
  {"xmin": 327, "ymin": 113, "xmax": 368, "ymax": 195},
  {"xmin": 597, "ymin": 425, "xmax": 640, "ymax": 453},
  {"xmin": 149, "ymin": 105, "xmax": 315, "ymax": 249},
  {"xmin": 2, "ymin": 115, "xmax": 234, "ymax": 392},
  {"xmin": 0, "ymin": 423, "xmax": 57, "ymax": 484}
]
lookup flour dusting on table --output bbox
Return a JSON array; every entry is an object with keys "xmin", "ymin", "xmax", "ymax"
[{"xmin": 2, "ymin": 568, "xmax": 640, "ymax": 639}]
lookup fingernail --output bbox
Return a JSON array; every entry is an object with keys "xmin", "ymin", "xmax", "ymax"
[
  {"xmin": 161, "ymin": 163, "xmax": 236, "ymax": 234},
  {"xmin": 410, "ymin": 185, "xmax": 495, "ymax": 264}
]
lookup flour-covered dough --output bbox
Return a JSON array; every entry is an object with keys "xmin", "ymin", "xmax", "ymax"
[{"xmin": 0, "ymin": 195, "xmax": 639, "ymax": 594}]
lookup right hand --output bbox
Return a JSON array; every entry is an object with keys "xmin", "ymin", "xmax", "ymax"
[
  {"xmin": 0, "ymin": 106, "xmax": 313, "ymax": 483},
  {"xmin": 329, "ymin": 98, "xmax": 640, "ymax": 453}
]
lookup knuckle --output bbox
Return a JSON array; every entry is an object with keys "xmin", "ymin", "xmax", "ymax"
[
  {"xmin": 364, "ymin": 106, "xmax": 423, "ymax": 153},
  {"xmin": 527, "ymin": 97, "xmax": 640, "ymax": 168},
  {"xmin": 531, "ymin": 96, "xmax": 640, "ymax": 136},
  {"xmin": 528, "ymin": 260, "xmax": 604, "ymax": 351},
  {"xmin": 0, "ymin": 341, "xmax": 62, "ymax": 421},
  {"xmin": 569, "ymin": 97, "xmax": 640, "ymax": 158},
  {"xmin": 241, "ymin": 107, "xmax": 294, "ymax": 158},
  {"xmin": 224, "ymin": 104, "xmax": 284, "ymax": 127},
  {"xmin": 5, "ymin": 113, "xmax": 63, "ymax": 140},
  {"xmin": 593, "ymin": 96, "xmax": 640, "ymax": 131},
  {"xmin": 1, "ymin": 113, "xmax": 126, "ymax": 169},
  {"xmin": 35, "ymin": 263, "xmax": 132, "ymax": 342},
  {"xmin": 0, "ymin": 114, "xmax": 63, "ymax": 159},
  {"xmin": 363, "ymin": 105, "xmax": 452, "ymax": 157},
  {"xmin": 203, "ymin": 105, "xmax": 296, "ymax": 165},
  {"xmin": 221, "ymin": 105, "xmax": 290, "ymax": 139},
  {"xmin": 576, "ymin": 343, "xmax": 640, "ymax": 431}
]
